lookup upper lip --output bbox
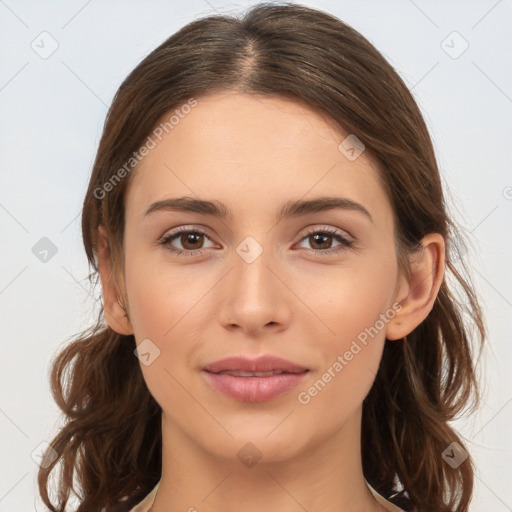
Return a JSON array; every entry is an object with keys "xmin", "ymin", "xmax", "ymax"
[{"xmin": 203, "ymin": 355, "xmax": 308, "ymax": 374}]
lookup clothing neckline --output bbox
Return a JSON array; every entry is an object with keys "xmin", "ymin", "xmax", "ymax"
[{"xmin": 129, "ymin": 479, "xmax": 406, "ymax": 512}]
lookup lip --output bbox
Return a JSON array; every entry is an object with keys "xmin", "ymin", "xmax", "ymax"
[
  {"xmin": 203, "ymin": 355, "xmax": 308, "ymax": 373},
  {"xmin": 202, "ymin": 355, "xmax": 309, "ymax": 402},
  {"xmin": 202, "ymin": 371, "xmax": 309, "ymax": 402}
]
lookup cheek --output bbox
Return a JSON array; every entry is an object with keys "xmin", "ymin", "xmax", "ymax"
[
  {"xmin": 296, "ymin": 253, "xmax": 397, "ymax": 350},
  {"xmin": 293, "ymin": 254, "xmax": 397, "ymax": 409},
  {"xmin": 295, "ymin": 285, "xmax": 390, "ymax": 431},
  {"xmin": 122, "ymin": 247, "xmax": 215, "ymax": 404},
  {"xmin": 123, "ymin": 243, "xmax": 207, "ymax": 337}
]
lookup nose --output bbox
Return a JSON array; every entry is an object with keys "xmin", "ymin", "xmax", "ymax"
[{"xmin": 218, "ymin": 239, "xmax": 291, "ymax": 336}]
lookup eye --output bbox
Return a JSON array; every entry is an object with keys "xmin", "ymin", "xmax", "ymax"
[
  {"xmin": 159, "ymin": 225, "xmax": 354, "ymax": 257},
  {"xmin": 295, "ymin": 226, "xmax": 354, "ymax": 255},
  {"xmin": 159, "ymin": 227, "xmax": 216, "ymax": 256}
]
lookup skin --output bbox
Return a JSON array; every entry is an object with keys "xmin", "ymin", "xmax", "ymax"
[{"xmin": 97, "ymin": 91, "xmax": 444, "ymax": 512}]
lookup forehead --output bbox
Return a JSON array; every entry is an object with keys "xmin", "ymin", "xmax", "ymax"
[{"xmin": 124, "ymin": 91, "xmax": 392, "ymax": 225}]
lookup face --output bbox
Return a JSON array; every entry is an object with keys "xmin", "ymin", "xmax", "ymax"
[{"xmin": 116, "ymin": 91, "xmax": 407, "ymax": 464}]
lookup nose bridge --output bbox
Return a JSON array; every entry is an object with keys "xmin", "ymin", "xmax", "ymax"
[
  {"xmin": 220, "ymin": 232, "xmax": 289, "ymax": 331},
  {"xmin": 232, "ymin": 233, "xmax": 277, "ymax": 299}
]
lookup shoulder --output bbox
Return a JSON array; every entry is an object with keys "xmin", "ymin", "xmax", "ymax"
[
  {"xmin": 126, "ymin": 480, "xmax": 160, "ymax": 512},
  {"xmin": 367, "ymin": 483, "xmax": 410, "ymax": 512}
]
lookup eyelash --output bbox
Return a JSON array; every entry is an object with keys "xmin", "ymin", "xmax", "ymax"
[{"xmin": 158, "ymin": 226, "xmax": 354, "ymax": 258}]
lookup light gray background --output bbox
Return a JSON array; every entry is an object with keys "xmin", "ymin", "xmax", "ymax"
[{"xmin": 1, "ymin": 0, "xmax": 511, "ymax": 510}]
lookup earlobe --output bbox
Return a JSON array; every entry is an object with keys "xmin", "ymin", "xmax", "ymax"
[
  {"xmin": 96, "ymin": 225, "xmax": 134, "ymax": 336},
  {"xmin": 386, "ymin": 233, "xmax": 445, "ymax": 341}
]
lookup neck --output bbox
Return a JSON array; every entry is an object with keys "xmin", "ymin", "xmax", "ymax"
[{"xmin": 150, "ymin": 406, "xmax": 385, "ymax": 512}]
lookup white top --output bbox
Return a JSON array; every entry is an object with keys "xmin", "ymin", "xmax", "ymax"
[{"xmin": 128, "ymin": 479, "xmax": 406, "ymax": 512}]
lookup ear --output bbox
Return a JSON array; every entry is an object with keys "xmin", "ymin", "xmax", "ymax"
[
  {"xmin": 96, "ymin": 225, "xmax": 134, "ymax": 335},
  {"xmin": 386, "ymin": 233, "xmax": 445, "ymax": 341}
]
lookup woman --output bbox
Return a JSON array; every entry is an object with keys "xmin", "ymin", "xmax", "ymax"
[{"xmin": 37, "ymin": 3, "xmax": 485, "ymax": 512}]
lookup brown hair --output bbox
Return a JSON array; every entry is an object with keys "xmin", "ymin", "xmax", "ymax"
[{"xmin": 38, "ymin": 3, "xmax": 485, "ymax": 511}]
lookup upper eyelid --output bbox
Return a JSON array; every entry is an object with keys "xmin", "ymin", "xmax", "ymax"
[{"xmin": 161, "ymin": 225, "xmax": 215, "ymax": 242}]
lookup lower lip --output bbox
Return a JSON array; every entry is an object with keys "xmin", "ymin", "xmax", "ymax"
[{"xmin": 202, "ymin": 371, "xmax": 309, "ymax": 402}]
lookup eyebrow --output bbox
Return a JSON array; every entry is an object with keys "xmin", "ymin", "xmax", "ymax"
[{"xmin": 143, "ymin": 196, "xmax": 373, "ymax": 224}]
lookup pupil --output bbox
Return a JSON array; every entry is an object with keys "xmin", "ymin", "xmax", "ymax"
[
  {"xmin": 184, "ymin": 233, "xmax": 202, "ymax": 249},
  {"xmin": 313, "ymin": 233, "xmax": 330, "ymax": 249}
]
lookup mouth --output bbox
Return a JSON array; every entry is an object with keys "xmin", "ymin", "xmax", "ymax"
[
  {"xmin": 203, "ymin": 354, "xmax": 309, "ymax": 374},
  {"xmin": 201, "ymin": 355, "xmax": 309, "ymax": 402},
  {"xmin": 211, "ymin": 369, "xmax": 306, "ymax": 377},
  {"xmin": 202, "ymin": 371, "xmax": 309, "ymax": 402}
]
